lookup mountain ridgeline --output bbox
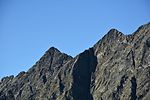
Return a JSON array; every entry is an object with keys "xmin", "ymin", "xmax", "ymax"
[{"xmin": 1, "ymin": 22, "xmax": 150, "ymax": 100}]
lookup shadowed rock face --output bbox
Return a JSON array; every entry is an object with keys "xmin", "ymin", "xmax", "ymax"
[
  {"xmin": 71, "ymin": 48, "xmax": 97, "ymax": 100},
  {"xmin": 0, "ymin": 22, "xmax": 150, "ymax": 100}
]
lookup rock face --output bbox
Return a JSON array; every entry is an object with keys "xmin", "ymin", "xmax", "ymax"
[{"xmin": 0, "ymin": 22, "xmax": 150, "ymax": 100}]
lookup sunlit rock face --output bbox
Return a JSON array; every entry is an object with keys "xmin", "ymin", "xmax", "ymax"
[{"xmin": 0, "ymin": 22, "xmax": 150, "ymax": 100}]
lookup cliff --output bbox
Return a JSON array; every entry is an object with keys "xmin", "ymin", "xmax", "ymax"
[{"xmin": 0, "ymin": 22, "xmax": 150, "ymax": 100}]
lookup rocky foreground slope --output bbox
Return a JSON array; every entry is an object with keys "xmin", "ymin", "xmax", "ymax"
[{"xmin": 0, "ymin": 22, "xmax": 150, "ymax": 100}]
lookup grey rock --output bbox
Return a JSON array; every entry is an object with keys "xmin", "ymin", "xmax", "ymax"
[{"xmin": 0, "ymin": 22, "xmax": 150, "ymax": 100}]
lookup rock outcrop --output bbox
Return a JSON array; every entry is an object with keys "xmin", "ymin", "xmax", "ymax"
[{"xmin": 0, "ymin": 22, "xmax": 150, "ymax": 100}]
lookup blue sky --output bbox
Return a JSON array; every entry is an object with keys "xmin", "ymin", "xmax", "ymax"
[{"xmin": 0, "ymin": 0, "xmax": 150, "ymax": 78}]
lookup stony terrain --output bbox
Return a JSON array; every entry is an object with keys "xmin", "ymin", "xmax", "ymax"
[{"xmin": 0, "ymin": 22, "xmax": 150, "ymax": 100}]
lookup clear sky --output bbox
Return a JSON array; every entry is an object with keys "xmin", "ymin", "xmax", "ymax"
[{"xmin": 0, "ymin": 0, "xmax": 150, "ymax": 78}]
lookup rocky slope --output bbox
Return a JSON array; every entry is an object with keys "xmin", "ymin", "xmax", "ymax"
[{"xmin": 0, "ymin": 22, "xmax": 150, "ymax": 100}]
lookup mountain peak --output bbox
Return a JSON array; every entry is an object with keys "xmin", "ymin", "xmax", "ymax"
[
  {"xmin": 107, "ymin": 28, "xmax": 124, "ymax": 37},
  {"xmin": 45, "ymin": 47, "xmax": 60, "ymax": 54},
  {"xmin": 1, "ymin": 22, "xmax": 150, "ymax": 100},
  {"xmin": 133, "ymin": 22, "xmax": 150, "ymax": 36},
  {"xmin": 108, "ymin": 28, "xmax": 120, "ymax": 32},
  {"xmin": 94, "ymin": 28, "xmax": 125, "ymax": 49}
]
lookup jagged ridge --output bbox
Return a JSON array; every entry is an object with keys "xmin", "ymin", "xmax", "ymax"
[{"xmin": 0, "ymin": 22, "xmax": 150, "ymax": 100}]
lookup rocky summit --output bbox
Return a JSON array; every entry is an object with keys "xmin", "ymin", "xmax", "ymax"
[{"xmin": 1, "ymin": 22, "xmax": 150, "ymax": 100}]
